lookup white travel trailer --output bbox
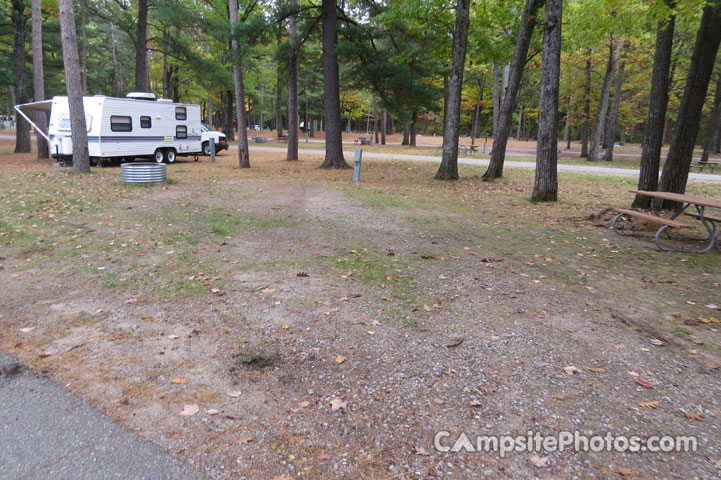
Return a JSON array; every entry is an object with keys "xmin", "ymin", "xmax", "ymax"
[{"xmin": 15, "ymin": 93, "xmax": 227, "ymax": 165}]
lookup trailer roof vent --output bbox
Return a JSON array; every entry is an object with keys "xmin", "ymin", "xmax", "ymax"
[
  {"xmin": 156, "ymin": 98, "xmax": 173, "ymax": 103},
  {"xmin": 126, "ymin": 92, "xmax": 157, "ymax": 101}
]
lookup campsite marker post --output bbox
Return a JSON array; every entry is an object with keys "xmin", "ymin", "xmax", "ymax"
[{"xmin": 353, "ymin": 148, "xmax": 362, "ymax": 182}]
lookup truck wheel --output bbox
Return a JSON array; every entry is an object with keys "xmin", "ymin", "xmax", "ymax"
[
  {"xmin": 154, "ymin": 149, "xmax": 165, "ymax": 163},
  {"xmin": 165, "ymin": 149, "xmax": 177, "ymax": 163},
  {"xmin": 202, "ymin": 142, "xmax": 211, "ymax": 155}
]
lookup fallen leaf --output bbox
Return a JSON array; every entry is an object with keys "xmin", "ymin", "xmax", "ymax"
[
  {"xmin": 705, "ymin": 304, "xmax": 718, "ymax": 310},
  {"xmin": 587, "ymin": 367, "xmax": 605, "ymax": 373},
  {"xmin": 446, "ymin": 338, "xmax": 464, "ymax": 348},
  {"xmin": 544, "ymin": 257, "xmax": 554, "ymax": 262},
  {"xmin": 563, "ymin": 366, "xmax": 579, "ymax": 375},
  {"xmin": 227, "ymin": 391, "xmax": 242, "ymax": 398},
  {"xmin": 433, "ymin": 398, "xmax": 445, "ymax": 405},
  {"xmin": 238, "ymin": 436, "xmax": 253, "ymax": 444},
  {"xmin": 423, "ymin": 304, "xmax": 432, "ymax": 312},
  {"xmin": 299, "ymin": 401, "xmax": 310, "ymax": 408},
  {"xmin": 530, "ymin": 454, "xmax": 550, "ymax": 468},
  {"xmin": 490, "ymin": 335, "xmax": 500, "ymax": 342},
  {"xmin": 553, "ymin": 395, "xmax": 565, "ymax": 401},
  {"xmin": 38, "ymin": 352, "xmax": 50, "ymax": 358},
  {"xmin": 271, "ymin": 476, "xmax": 292, "ymax": 480},
  {"xmin": 684, "ymin": 412, "xmax": 703, "ymax": 421},
  {"xmin": 469, "ymin": 399, "xmax": 482, "ymax": 407},
  {"xmin": 329, "ymin": 396, "xmax": 347, "ymax": 412},
  {"xmin": 171, "ymin": 377, "xmax": 189, "ymax": 385},
  {"xmin": 296, "ymin": 272, "xmax": 309, "ymax": 277},
  {"xmin": 636, "ymin": 378, "xmax": 652, "ymax": 389},
  {"xmin": 616, "ymin": 466, "xmax": 637, "ymax": 477},
  {"xmin": 649, "ymin": 338, "xmax": 664, "ymax": 346},
  {"xmin": 282, "ymin": 324, "xmax": 290, "ymax": 330},
  {"xmin": 438, "ymin": 275, "xmax": 448, "ymax": 280},
  {"xmin": 180, "ymin": 404, "xmax": 199, "ymax": 416},
  {"xmin": 260, "ymin": 287, "xmax": 276, "ymax": 293},
  {"xmin": 414, "ymin": 446, "xmax": 431, "ymax": 456},
  {"xmin": 638, "ymin": 400, "xmax": 659, "ymax": 409},
  {"xmin": 207, "ymin": 409, "xmax": 220, "ymax": 415},
  {"xmin": 627, "ymin": 371, "xmax": 639, "ymax": 377},
  {"xmin": 168, "ymin": 334, "xmax": 180, "ymax": 340},
  {"xmin": 19, "ymin": 327, "xmax": 34, "ymax": 333},
  {"xmin": 334, "ymin": 355, "xmax": 347, "ymax": 364},
  {"xmin": 316, "ymin": 454, "xmax": 331, "ymax": 460}
]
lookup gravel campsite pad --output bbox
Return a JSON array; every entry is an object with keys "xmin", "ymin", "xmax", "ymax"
[{"xmin": 1, "ymin": 146, "xmax": 720, "ymax": 479}]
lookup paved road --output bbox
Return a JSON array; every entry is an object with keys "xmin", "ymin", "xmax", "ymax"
[
  {"xmin": 247, "ymin": 146, "xmax": 721, "ymax": 183},
  {"xmin": 0, "ymin": 351, "xmax": 203, "ymax": 480},
  {"xmin": 3, "ymin": 134, "xmax": 718, "ymax": 182}
]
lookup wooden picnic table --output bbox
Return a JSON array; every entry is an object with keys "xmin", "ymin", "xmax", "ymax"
[{"xmin": 612, "ymin": 190, "xmax": 721, "ymax": 253}]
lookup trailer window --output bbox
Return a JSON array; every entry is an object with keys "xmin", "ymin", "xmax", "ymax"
[
  {"xmin": 175, "ymin": 107, "xmax": 187, "ymax": 120},
  {"xmin": 140, "ymin": 116, "xmax": 152, "ymax": 128},
  {"xmin": 110, "ymin": 116, "xmax": 132, "ymax": 132},
  {"xmin": 176, "ymin": 125, "xmax": 188, "ymax": 139}
]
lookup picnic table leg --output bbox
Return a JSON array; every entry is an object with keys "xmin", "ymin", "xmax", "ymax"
[{"xmin": 612, "ymin": 213, "xmax": 654, "ymax": 238}]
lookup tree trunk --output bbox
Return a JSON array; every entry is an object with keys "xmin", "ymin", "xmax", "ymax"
[
  {"xmin": 228, "ymin": 0, "xmax": 250, "ymax": 168},
  {"xmin": 110, "ymin": 23, "xmax": 121, "ymax": 97},
  {"xmin": 492, "ymin": 62, "xmax": 501, "ymax": 138},
  {"xmin": 381, "ymin": 109, "xmax": 387, "ymax": 144},
  {"xmin": 482, "ymin": 0, "xmax": 542, "ymax": 181},
  {"xmin": 287, "ymin": 0, "xmax": 299, "ymax": 161},
  {"xmin": 134, "ymin": 0, "xmax": 149, "ymax": 91},
  {"xmin": 59, "ymin": 0, "xmax": 89, "ymax": 172},
  {"xmin": 410, "ymin": 113, "xmax": 417, "ymax": 147},
  {"xmin": 276, "ymin": 27, "xmax": 284, "ymax": 137},
  {"xmin": 443, "ymin": 74, "xmax": 449, "ymax": 128},
  {"xmin": 471, "ymin": 74, "xmax": 485, "ymax": 146},
  {"xmin": 319, "ymin": 0, "xmax": 349, "ymax": 168},
  {"xmin": 603, "ymin": 60, "xmax": 625, "ymax": 162},
  {"xmin": 588, "ymin": 40, "xmax": 621, "ymax": 161},
  {"xmin": 435, "ymin": 0, "xmax": 470, "ymax": 180},
  {"xmin": 634, "ymin": 3, "xmax": 675, "ymax": 208},
  {"xmin": 401, "ymin": 125, "xmax": 409, "ymax": 145},
  {"xmin": 516, "ymin": 104, "xmax": 523, "ymax": 139},
  {"xmin": 700, "ymin": 73, "xmax": 721, "ymax": 162},
  {"xmin": 373, "ymin": 93, "xmax": 379, "ymax": 144},
  {"xmin": 563, "ymin": 95, "xmax": 573, "ymax": 150},
  {"xmin": 12, "ymin": 0, "xmax": 30, "ymax": 154},
  {"xmin": 81, "ymin": 2, "xmax": 87, "ymax": 94},
  {"xmin": 31, "ymin": 0, "xmax": 48, "ymax": 158},
  {"xmin": 580, "ymin": 49, "xmax": 591, "ymax": 157},
  {"xmin": 531, "ymin": 0, "xmax": 562, "ymax": 202},
  {"xmin": 208, "ymin": 101, "xmax": 214, "ymax": 128},
  {"xmin": 659, "ymin": 4, "xmax": 721, "ymax": 207},
  {"xmin": 346, "ymin": 110, "xmax": 352, "ymax": 133}
]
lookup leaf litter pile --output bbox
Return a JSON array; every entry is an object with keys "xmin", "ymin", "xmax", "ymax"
[{"xmin": 1, "ymin": 145, "xmax": 720, "ymax": 479}]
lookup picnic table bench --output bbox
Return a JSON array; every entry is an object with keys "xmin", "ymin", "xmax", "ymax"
[
  {"xmin": 612, "ymin": 190, "xmax": 721, "ymax": 253},
  {"xmin": 690, "ymin": 160, "xmax": 720, "ymax": 173},
  {"xmin": 354, "ymin": 137, "xmax": 372, "ymax": 145}
]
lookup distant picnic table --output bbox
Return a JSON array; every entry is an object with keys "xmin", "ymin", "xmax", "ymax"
[
  {"xmin": 690, "ymin": 160, "xmax": 721, "ymax": 173},
  {"xmin": 612, "ymin": 190, "xmax": 721, "ymax": 253}
]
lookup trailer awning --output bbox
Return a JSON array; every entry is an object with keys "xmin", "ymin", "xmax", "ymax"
[{"xmin": 14, "ymin": 100, "xmax": 52, "ymax": 142}]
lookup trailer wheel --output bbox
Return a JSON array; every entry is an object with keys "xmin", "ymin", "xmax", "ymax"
[
  {"xmin": 202, "ymin": 142, "xmax": 211, "ymax": 156},
  {"xmin": 153, "ymin": 149, "xmax": 165, "ymax": 163},
  {"xmin": 165, "ymin": 148, "xmax": 177, "ymax": 163}
]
